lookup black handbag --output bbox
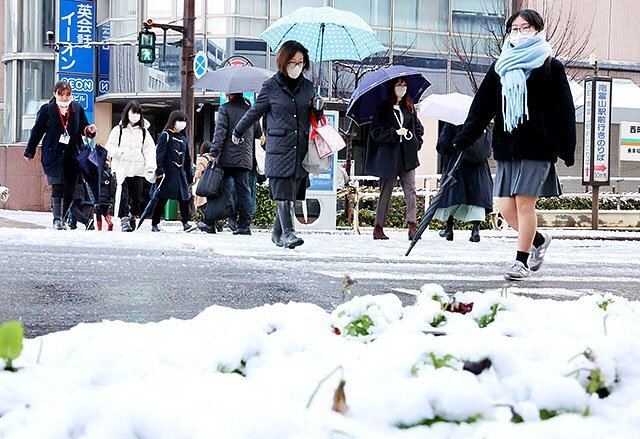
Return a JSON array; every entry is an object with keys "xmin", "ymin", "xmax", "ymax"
[
  {"xmin": 195, "ymin": 159, "xmax": 224, "ymax": 198},
  {"xmin": 463, "ymin": 129, "xmax": 492, "ymax": 163},
  {"xmin": 204, "ymin": 179, "xmax": 235, "ymax": 222}
]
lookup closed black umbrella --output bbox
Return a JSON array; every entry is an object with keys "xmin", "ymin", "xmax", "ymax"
[
  {"xmin": 136, "ymin": 176, "xmax": 164, "ymax": 230},
  {"xmin": 406, "ymin": 151, "xmax": 465, "ymax": 256}
]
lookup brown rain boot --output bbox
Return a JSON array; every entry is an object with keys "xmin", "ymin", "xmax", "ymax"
[
  {"xmin": 408, "ymin": 222, "xmax": 418, "ymax": 241},
  {"xmin": 373, "ymin": 224, "xmax": 389, "ymax": 240}
]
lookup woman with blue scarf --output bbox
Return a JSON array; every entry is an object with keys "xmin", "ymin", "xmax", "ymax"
[{"xmin": 453, "ymin": 9, "xmax": 576, "ymax": 281}]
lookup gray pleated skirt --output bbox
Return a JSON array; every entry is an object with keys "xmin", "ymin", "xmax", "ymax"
[{"xmin": 494, "ymin": 159, "xmax": 562, "ymax": 197}]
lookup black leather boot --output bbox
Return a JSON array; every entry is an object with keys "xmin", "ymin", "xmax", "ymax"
[
  {"xmin": 271, "ymin": 209, "xmax": 283, "ymax": 247},
  {"xmin": 438, "ymin": 215, "xmax": 454, "ymax": 241},
  {"xmin": 277, "ymin": 201, "xmax": 303, "ymax": 249},
  {"xmin": 51, "ymin": 197, "xmax": 65, "ymax": 230},
  {"xmin": 469, "ymin": 221, "xmax": 480, "ymax": 243}
]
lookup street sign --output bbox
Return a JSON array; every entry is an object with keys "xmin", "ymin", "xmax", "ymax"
[
  {"xmin": 619, "ymin": 122, "xmax": 640, "ymax": 162},
  {"xmin": 582, "ymin": 76, "xmax": 612, "ymax": 186},
  {"xmin": 57, "ymin": 73, "xmax": 95, "ymax": 123},
  {"xmin": 193, "ymin": 51, "xmax": 208, "ymax": 79},
  {"xmin": 57, "ymin": 0, "xmax": 95, "ymax": 74}
]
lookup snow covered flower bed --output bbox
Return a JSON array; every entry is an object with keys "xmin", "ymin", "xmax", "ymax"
[{"xmin": 1, "ymin": 285, "xmax": 640, "ymax": 438}]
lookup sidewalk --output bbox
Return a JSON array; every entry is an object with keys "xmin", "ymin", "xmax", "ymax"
[{"xmin": 2, "ymin": 209, "xmax": 640, "ymax": 240}]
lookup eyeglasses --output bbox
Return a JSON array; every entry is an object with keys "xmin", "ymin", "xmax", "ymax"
[
  {"xmin": 287, "ymin": 61, "xmax": 304, "ymax": 68},
  {"xmin": 508, "ymin": 24, "xmax": 533, "ymax": 34}
]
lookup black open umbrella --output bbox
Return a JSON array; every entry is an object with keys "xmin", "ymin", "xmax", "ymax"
[
  {"xmin": 406, "ymin": 151, "xmax": 465, "ymax": 256},
  {"xmin": 136, "ymin": 176, "xmax": 165, "ymax": 230}
]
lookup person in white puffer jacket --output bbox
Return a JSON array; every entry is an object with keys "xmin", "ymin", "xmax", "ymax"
[{"xmin": 104, "ymin": 101, "xmax": 156, "ymax": 232}]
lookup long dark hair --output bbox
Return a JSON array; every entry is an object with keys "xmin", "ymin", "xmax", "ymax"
[
  {"xmin": 120, "ymin": 100, "xmax": 144, "ymax": 128},
  {"xmin": 163, "ymin": 110, "xmax": 187, "ymax": 131},
  {"xmin": 386, "ymin": 77, "xmax": 414, "ymax": 113}
]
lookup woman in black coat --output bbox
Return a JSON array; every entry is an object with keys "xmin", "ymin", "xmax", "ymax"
[
  {"xmin": 151, "ymin": 110, "xmax": 195, "ymax": 232},
  {"xmin": 24, "ymin": 80, "xmax": 97, "ymax": 230},
  {"xmin": 453, "ymin": 9, "xmax": 575, "ymax": 280},
  {"xmin": 233, "ymin": 40, "xmax": 321, "ymax": 249},
  {"xmin": 434, "ymin": 122, "xmax": 493, "ymax": 242},
  {"xmin": 212, "ymin": 94, "xmax": 263, "ymax": 235},
  {"xmin": 366, "ymin": 77, "xmax": 424, "ymax": 241}
]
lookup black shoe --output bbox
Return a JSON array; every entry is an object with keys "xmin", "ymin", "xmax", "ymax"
[
  {"xmin": 469, "ymin": 229, "xmax": 480, "ymax": 243},
  {"xmin": 121, "ymin": 217, "xmax": 133, "ymax": 232},
  {"xmin": 197, "ymin": 221, "xmax": 216, "ymax": 233},
  {"xmin": 233, "ymin": 228, "xmax": 252, "ymax": 235},
  {"xmin": 129, "ymin": 216, "xmax": 137, "ymax": 231},
  {"xmin": 151, "ymin": 224, "xmax": 161, "ymax": 232},
  {"xmin": 183, "ymin": 222, "xmax": 197, "ymax": 232}
]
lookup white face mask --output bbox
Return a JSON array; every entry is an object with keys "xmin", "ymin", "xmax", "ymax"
[
  {"xmin": 56, "ymin": 99, "xmax": 71, "ymax": 108},
  {"xmin": 286, "ymin": 64, "xmax": 303, "ymax": 79},
  {"xmin": 510, "ymin": 32, "xmax": 535, "ymax": 47},
  {"xmin": 395, "ymin": 85, "xmax": 407, "ymax": 98},
  {"xmin": 128, "ymin": 112, "xmax": 141, "ymax": 124},
  {"xmin": 175, "ymin": 121, "xmax": 187, "ymax": 132}
]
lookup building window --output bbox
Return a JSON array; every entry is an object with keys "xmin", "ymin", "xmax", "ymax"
[
  {"xmin": 19, "ymin": 60, "xmax": 55, "ymax": 142},
  {"xmin": 333, "ymin": 0, "xmax": 391, "ymax": 27}
]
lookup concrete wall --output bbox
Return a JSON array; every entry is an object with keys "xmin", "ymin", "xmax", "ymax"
[{"xmin": 0, "ymin": 145, "xmax": 50, "ymax": 211}]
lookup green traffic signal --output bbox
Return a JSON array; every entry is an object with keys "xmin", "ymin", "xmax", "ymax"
[{"xmin": 138, "ymin": 29, "xmax": 156, "ymax": 64}]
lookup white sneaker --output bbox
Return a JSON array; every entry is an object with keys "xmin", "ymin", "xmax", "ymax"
[
  {"xmin": 529, "ymin": 233, "xmax": 551, "ymax": 272},
  {"xmin": 504, "ymin": 261, "xmax": 531, "ymax": 281}
]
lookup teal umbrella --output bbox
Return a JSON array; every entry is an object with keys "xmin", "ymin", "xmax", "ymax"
[{"xmin": 260, "ymin": 6, "xmax": 385, "ymax": 91}]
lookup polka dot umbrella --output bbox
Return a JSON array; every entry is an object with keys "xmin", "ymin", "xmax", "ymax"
[{"xmin": 259, "ymin": 6, "xmax": 385, "ymax": 92}]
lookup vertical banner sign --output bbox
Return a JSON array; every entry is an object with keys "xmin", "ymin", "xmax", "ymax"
[
  {"xmin": 97, "ymin": 22, "xmax": 111, "ymax": 97},
  {"xmin": 582, "ymin": 77, "xmax": 612, "ymax": 186},
  {"xmin": 57, "ymin": 0, "xmax": 96, "ymax": 123},
  {"xmin": 619, "ymin": 122, "xmax": 640, "ymax": 162}
]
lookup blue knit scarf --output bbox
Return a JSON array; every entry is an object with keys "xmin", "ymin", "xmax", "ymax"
[{"xmin": 495, "ymin": 31, "xmax": 552, "ymax": 132}]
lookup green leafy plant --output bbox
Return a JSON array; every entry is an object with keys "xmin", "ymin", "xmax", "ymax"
[
  {"xmin": 411, "ymin": 352, "xmax": 457, "ymax": 375},
  {"xmin": 539, "ymin": 409, "xmax": 560, "ymax": 420},
  {"xmin": 430, "ymin": 314, "xmax": 447, "ymax": 328},
  {"xmin": 598, "ymin": 297, "xmax": 615, "ymax": 311},
  {"xmin": 218, "ymin": 359, "xmax": 247, "ymax": 376},
  {"xmin": 474, "ymin": 304, "xmax": 501, "ymax": 328},
  {"xmin": 344, "ymin": 314, "xmax": 375, "ymax": 337},
  {"xmin": 0, "ymin": 321, "xmax": 24, "ymax": 372},
  {"xmin": 397, "ymin": 414, "xmax": 481, "ymax": 429}
]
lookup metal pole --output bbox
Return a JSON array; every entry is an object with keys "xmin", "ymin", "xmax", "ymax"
[
  {"xmin": 182, "ymin": 0, "xmax": 196, "ymax": 155},
  {"xmin": 592, "ymin": 185, "xmax": 599, "ymax": 230}
]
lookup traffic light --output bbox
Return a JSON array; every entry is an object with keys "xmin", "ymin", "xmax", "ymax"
[{"xmin": 137, "ymin": 29, "xmax": 156, "ymax": 64}]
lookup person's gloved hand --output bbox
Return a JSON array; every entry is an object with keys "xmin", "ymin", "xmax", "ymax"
[{"xmin": 232, "ymin": 134, "xmax": 243, "ymax": 145}]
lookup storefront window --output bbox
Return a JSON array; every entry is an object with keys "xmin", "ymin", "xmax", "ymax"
[
  {"xmin": 5, "ymin": 0, "xmax": 18, "ymax": 53},
  {"xmin": 19, "ymin": 60, "xmax": 55, "ymax": 142}
]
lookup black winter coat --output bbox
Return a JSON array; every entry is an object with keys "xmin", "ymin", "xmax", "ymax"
[
  {"xmin": 212, "ymin": 97, "xmax": 263, "ymax": 170},
  {"xmin": 365, "ymin": 103, "xmax": 424, "ymax": 179},
  {"xmin": 437, "ymin": 123, "xmax": 493, "ymax": 212},
  {"xmin": 24, "ymin": 101, "xmax": 90, "ymax": 178},
  {"xmin": 233, "ymin": 72, "xmax": 315, "ymax": 178},
  {"xmin": 155, "ymin": 130, "xmax": 193, "ymax": 201},
  {"xmin": 453, "ymin": 58, "xmax": 576, "ymax": 166}
]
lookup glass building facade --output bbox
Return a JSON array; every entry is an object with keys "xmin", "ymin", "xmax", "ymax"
[{"xmin": 3, "ymin": 0, "xmax": 507, "ymax": 144}]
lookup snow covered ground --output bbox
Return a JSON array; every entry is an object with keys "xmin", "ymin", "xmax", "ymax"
[
  {"xmin": 1, "ymin": 285, "xmax": 639, "ymax": 438},
  {"xmin": 1, "ymin": 210, "xmax": 640, "ymax": 437}
]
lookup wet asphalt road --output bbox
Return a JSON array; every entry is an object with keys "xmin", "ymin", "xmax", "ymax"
[{"xmin": 2, "ymin": 225, "xmax": 640, "ymax": 338}]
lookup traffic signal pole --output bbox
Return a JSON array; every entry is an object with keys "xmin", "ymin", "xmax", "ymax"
[
  {"xmin": 181, "ymin": 0, "xmax": 196, "ymax": 154},
  {"xmin": 141, "ymin": 0, "xmax": 196, "ymax": 157}
]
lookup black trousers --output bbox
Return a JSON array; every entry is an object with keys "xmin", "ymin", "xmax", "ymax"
[
  {"xmin": 151, "ymin": 197, "xmax": 191, "ymax": 225},
  {"xmin": 223, "ymin": 167, "xmax": 252, "ymax": 229},
  {"xmin": 118, "ymin": 176, "xmax": 144, "ymax": 218}
]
